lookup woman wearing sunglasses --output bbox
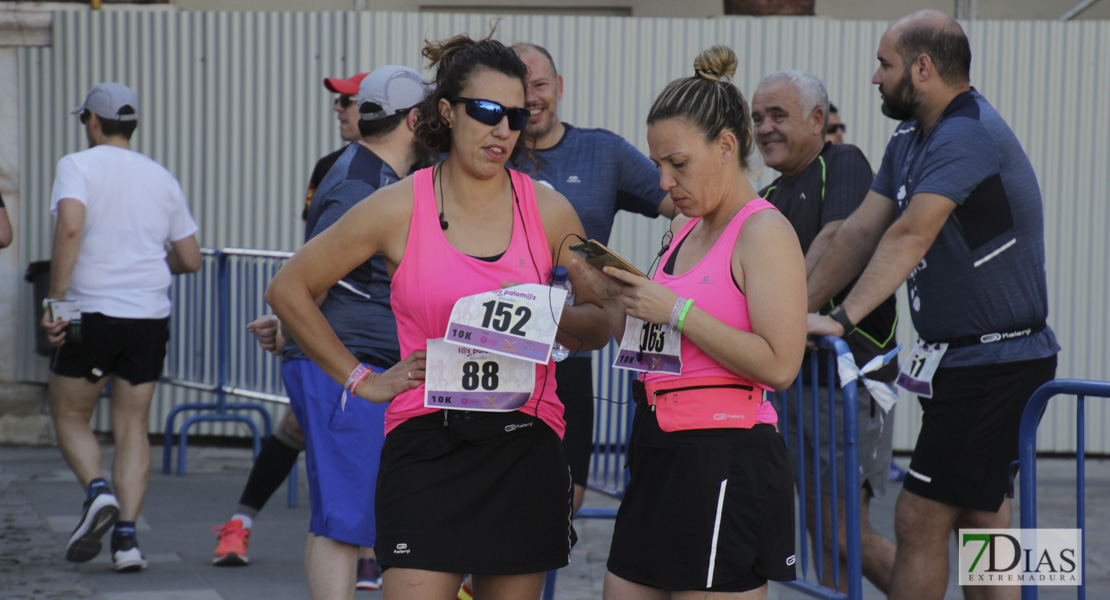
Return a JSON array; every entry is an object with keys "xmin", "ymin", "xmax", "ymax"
[
  {"xmin": 571, "ymin": 45, "xmax": 806, "ymax": 599},
  {"xmin": 266, "ymin": 30, "xmax": 608, "ymax": 600}
]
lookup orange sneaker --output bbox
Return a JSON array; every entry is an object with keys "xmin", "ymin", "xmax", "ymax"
[{"xmin": 212, "ymin": 518, "xmax": 250, "ymax": 566}]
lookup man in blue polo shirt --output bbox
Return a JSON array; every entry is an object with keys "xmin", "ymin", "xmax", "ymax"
[
  {"xmin": 511, "ymin": 42, "xmax": 674, "ymax": 515},
  {"xmin": 807, "ymin": 11, "xmax": 1059, "ymax": 599}
]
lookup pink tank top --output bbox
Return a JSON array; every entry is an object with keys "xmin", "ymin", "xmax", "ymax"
[
  {"xmin": 644, "ymin": 198, "xmax": 779, "ymax": 426},
  {"xmin": 387, "ymin": 167, "xmax": 562, "ymax": 436}
]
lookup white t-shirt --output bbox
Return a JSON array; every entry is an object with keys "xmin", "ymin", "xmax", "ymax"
[{"xmin": 50, "ymin": 145, "xmax": 198, "ymax": 319}]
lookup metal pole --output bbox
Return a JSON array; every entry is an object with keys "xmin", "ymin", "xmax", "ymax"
[{"xmin": 1057, "ymin": 0, "xmax": 1103, "ymax": 20}]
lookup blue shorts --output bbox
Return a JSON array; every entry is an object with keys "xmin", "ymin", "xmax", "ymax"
[{"xmin": 283, "ymin": 359, "xmax": 388, "ymax": 547}]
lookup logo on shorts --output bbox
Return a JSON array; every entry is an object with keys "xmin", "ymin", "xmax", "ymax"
[
  {"xmin": 505, "ymin": 422, "xmax": 534, "ymax": 432},
  {"xmin": 958, "ymin": 529, "xmax": 1080, "ymax": 586},
  {"xmin": 394, "ymin": 543, "xmax": 411, "ymax": 555},
  {"xmin": 786, "ymin": 555, "xmax": 796, "ymax": 566}
]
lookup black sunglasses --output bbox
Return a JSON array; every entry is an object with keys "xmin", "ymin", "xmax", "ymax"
[
  {"xmin": 450, "ymin": 96, "xmax": 530, "ymax": 131},
  {"xmin": 335, "ymin": 95, "xmax": 357, "ymax": 109},
  {"xmin": 826, "ymin": 123, "xmax": 846, "ymax": 134},
  {"xmin": 79, "ymin": 110, "xmax": 90, "ymax": 124}
]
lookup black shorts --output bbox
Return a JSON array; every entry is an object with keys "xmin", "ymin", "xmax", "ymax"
[
  {"xmin": 556, "ymin": 356, "xmax": 594, "ymax": 487},
  {"xmin": 608, "ymin": 406, "xmax": 796, "ymax": 592},
  {"xmin": 375, "ymin": 410, "xmax": 575, "ymax": 575},
  {"xmin": 51, "ymin": 313, "xmax": 170, "ymax": 384},
  {"xmin": 904, "ymin": 355, "xmax": 1057, "ymax": 512}
]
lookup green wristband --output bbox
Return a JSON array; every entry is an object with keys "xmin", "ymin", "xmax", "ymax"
[{"xmin": 676, "ymin": 299, "xmax": 695, "ymax": 333}]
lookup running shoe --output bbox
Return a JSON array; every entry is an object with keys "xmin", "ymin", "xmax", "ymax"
[
  {"xmin": 356, "ymin": 556, "xmax": 382, "ymax": 590},
  {"xmin": 111, "ymin": 536, "xmax": 148, "ymax": 572},
  {"xmin": 212, "ymin": 518, "xmax": 250, "ymax": 566},
  {"xmin": 65, "ymin": 489, "xmax": 120, "ymax": 563}
]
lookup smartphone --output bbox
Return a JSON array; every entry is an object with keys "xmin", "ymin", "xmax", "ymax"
[
  {"xmin": 569, "ymin": 239, "xmax": 646, "ymax": 278},
  {"xmin": 45, "ymin": 299, "xmax": 83, "ymax": 344}
]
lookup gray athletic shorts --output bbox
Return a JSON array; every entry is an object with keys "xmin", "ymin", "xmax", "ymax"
[{"xmin": 784, "ymin": 383, "xmax": 895, "ymax": 498}]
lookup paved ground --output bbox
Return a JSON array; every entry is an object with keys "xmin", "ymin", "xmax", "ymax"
[{"xmin": 1, "ymin": 443, "xmax": 1106, "ymax": 599}]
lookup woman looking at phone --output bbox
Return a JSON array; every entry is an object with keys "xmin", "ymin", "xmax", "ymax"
[
  {"xmin": 266, "ymin": 30, "xmax": 607, "ymax": 600},
  {"xmin": 572, "ymin": 45, "xmax": 806, "ymax": 599}
]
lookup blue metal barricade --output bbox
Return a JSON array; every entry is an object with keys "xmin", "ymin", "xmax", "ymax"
[
  {"xmin": 543, "ymin": 336, "xmax": 864, "ymax": 600},
  {"xmin": 161, "ymin": 249, "xmax": 291, "ymax": 480},
  {"xmin": 772, "ymin": 336, "xmax": 863, "ymax": 600},
  {"xmin": 1018, "ymin": 378, "xmax": 1110, "ymax": 600},
  {"xmin": 219, "ymin": 248, "xmax": 297, "ymax": 506}
]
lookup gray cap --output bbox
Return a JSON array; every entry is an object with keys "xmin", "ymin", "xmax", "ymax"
[
  {"xmin": 358, "ymin": 65, "xmax": 431, "ymax": 121},
  {"xmin": 71, "ymin": 82, "xmax": 139, "ymax": 122}
]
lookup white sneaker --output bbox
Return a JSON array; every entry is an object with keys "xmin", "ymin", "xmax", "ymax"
[
  {"xmin": 65, "ymin": 491, "xmax": 120, "ymax": 563},
  {"xmin": 111, "ymin": 538, "xmax": 148, "ymax": 572}
]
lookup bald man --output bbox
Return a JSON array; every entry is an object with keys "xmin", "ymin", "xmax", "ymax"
[{"xmin": 806, "ymin": 11, "xmax": 1059, "ymax": 599}]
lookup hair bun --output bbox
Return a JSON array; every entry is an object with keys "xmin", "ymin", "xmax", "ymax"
[{"xmin": 693, "ymin": 45, "xmax": 738, "ymax": 83}]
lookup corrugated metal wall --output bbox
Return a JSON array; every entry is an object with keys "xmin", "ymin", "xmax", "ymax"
[{"xmin": 15, "ymin": 11, "xmax": 1110, "ymax": 450}]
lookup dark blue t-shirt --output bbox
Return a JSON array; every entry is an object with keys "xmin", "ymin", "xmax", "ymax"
[
  {"xmin": 516, "ymin": 124, "xmax": 667, "ymax": 245},
  {"xmin": 283, "ymin": 143, "xmax": 401, "ymax": 367},
  {"xmin": 872, "ymin": 89, "xmax": 1059, "ymax": 367}
]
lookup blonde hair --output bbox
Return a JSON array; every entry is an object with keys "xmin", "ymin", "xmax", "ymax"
[{"xmin": 647, "ymin": 45, "xmax": 753, "ymax": 169}]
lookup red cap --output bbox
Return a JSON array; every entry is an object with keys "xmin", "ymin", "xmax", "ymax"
[{"xmin": 323, "ymin": 73, "xmax": 369, "ymax": 95}]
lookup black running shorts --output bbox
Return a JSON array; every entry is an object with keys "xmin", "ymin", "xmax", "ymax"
[
  {"xmin": 903, "ymin": 355, "xmax": 1057, "ymax": 512},
  {"xmin": 50, "ymin": 313, "xmax": 170, "ymax": 385},
  {"xmin": 608, "ymin": 406, "xmax": 796, "ymax": 592},
  {"xmin": 375, "ymin": 410, "xmax": 575, "ymax": 575}
]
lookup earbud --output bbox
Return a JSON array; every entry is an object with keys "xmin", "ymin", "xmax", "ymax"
[{"xmin": 439, "ymin": 212, "xmax": 449, "ymax": 230}]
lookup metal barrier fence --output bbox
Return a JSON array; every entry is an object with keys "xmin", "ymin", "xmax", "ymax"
[
  {"xmin": 160, "ymin": 248, "xmax": 291, "ymax": 481},
  {"xmin": 543, "ymin": 336, "xmax": 864, "ymax": 600},
  {"xmin": 773, "ymin": 337, "xmax": 863, "ymax": 600},
  {"xmin": 1019, "ymin": 378, "xmax": 1110, "ymax": 600}
]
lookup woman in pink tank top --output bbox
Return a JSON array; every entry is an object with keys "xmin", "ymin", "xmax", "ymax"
[
  {"xmin": 573, "ymin": 46, "xmax": 807, "ymax": 597},
  {"xmin": 266, "ymin": 28, "xmax": 608, "ymax": 600}
]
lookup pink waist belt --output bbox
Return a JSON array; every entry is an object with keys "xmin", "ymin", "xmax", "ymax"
[{"xmin": 633, "ymin": 375, "xmax": 762, "ymax": 432}]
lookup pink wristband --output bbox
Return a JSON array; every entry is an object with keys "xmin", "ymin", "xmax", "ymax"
[{"xmin": 345, "ymin": 363, "xmax": 372, "ymax": 395}]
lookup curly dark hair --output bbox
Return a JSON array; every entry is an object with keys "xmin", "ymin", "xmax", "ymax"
[{"xmin": 414, "ymin": 27, "xmax": 534, "ymax": 165}]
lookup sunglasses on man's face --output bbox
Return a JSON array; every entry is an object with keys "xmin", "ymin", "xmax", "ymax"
[
  {"xmin": 335, "ymin": 95, "xmax": 357, "ymax": 109},
  {"xmin": 827, "ymin": 123, "xmax": 846, "ymax": 135},
  {"xmin": 450, "ymin": 97, "xmax": 530, "ymax": 131}
]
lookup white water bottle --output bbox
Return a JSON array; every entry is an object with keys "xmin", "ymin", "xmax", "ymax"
[{"xmin": 550, "ymin": 266, "xmax": 575, "ymax": 362}]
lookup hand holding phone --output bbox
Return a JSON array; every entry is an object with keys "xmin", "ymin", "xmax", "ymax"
[
  {"xmin": 569, "ymin": 240, "xmax": 646, "ymax": 279},
  {"xmin": 43, "ymin": 299, "xmax": 83, "ymax": 345}
]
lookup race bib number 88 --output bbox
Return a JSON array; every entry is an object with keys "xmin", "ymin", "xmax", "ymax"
[{"xmin": 424, "ymin": 338, "xmax": 535, "ymax": 412}]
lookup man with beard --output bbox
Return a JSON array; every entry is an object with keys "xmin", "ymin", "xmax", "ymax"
[
  {"xmin": 807, "ymin": 10, "xmax": 1059, "ymax": 599},
  {"xmin": 510, "ymin": 42, "xmax": 674, "ymax": 515},
  {"xmin": 752, "ymin": 70, "xmax": 898, "ymax": 595}
]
